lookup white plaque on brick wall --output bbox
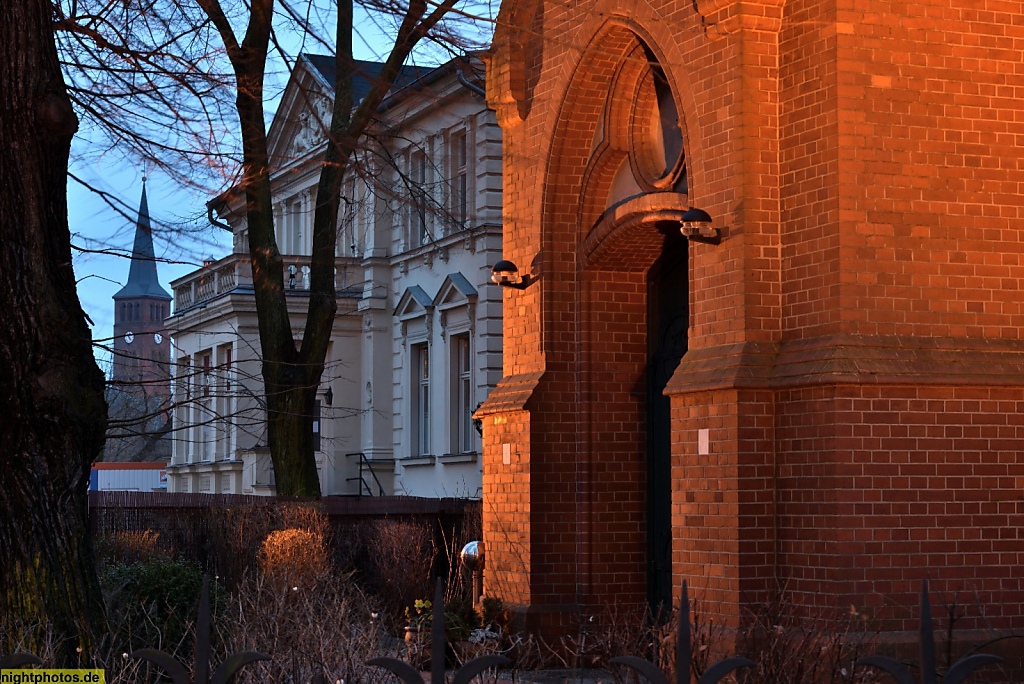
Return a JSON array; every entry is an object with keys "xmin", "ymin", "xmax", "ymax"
[{"xmin": 698, "ymin": 428, "xmax": 710, "ymax": 456}]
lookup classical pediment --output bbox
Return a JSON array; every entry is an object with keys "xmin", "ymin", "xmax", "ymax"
[
  {"xmin": 433, "ymin": 272, "xmax": 477, "ymax": 310},
  {"xmin": 267, "ymin": 61, "xmax": 334, "ymax": 171},
  {"xmin": 394, "ymin": 285, "xmax": 434, "ymax": 319},
  {"xmin": 267, "ymin": 56, "xmax": 430, "ymax": 173}
]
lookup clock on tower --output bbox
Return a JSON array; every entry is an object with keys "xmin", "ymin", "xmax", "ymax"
[{"xmin": 111, "ymin": 183, "xmax": 172, "ymax": 407}]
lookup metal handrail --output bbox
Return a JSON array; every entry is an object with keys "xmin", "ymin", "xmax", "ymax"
[{"xmin": 345, "ymin": 452, "xmax": 385, "ymax": 496}]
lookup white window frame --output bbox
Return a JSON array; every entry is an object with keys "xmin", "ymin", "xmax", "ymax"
[
  {"xmin": 412, "ymin": 343, "xmax": 430, "ymax": 456},
  {"xmin": 449, "ymin": 130, "xmax": 468, "ymax": 232},
  {"xmin": 451, "ymin": 333, "xmax": 473, "ymax": 454},
  {"xmin": 411, "ymin": 150, "xmax": 428, "ymax": 246}
]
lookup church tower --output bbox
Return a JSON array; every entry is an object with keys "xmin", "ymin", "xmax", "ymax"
[{"xmin": 111, "ymin": 183, "xmax": 172, "ymax": 408}]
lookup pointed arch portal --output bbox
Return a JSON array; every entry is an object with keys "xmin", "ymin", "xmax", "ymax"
[{"xmin": 540, "ymin": 23, "xmax": 696, "ymax": 617}]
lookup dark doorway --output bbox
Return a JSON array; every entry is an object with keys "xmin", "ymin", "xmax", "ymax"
[{"xmin": 645, "ymin": 225, "xmax": 688, "ymax": 616}]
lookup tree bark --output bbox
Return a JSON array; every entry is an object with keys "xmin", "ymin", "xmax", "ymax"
[{"xmin": 0, "ymin": 0, "xmax": 109, "ymax": 663}]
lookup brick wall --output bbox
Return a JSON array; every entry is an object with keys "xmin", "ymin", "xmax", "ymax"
[
  {"xmin": 774, "ymin": 381, "xmax": 1024, "ymax": 631},
  {"xmin": 671, "ymin": 388, "xmax": 777, "ymax": 621},
  {"xmin": 481, "ymin": 0, "xmax": 1024, "ymax": 639},
  {"xmin": 831, "ymin": 0, "xmax": 1024, "ymax": 340}
]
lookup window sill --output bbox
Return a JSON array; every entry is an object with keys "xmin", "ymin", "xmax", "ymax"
[
  {"xmin": 439, "ymin": 452, "xmax": 478, "ymax": 464},
  {"xmin": 403, "ymin": 456, "xmax": 437, "ymax": 467}
]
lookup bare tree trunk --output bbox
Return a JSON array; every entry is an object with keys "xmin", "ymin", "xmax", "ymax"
[
  {"xmin": 198, "ymin": 0, "xmax": 325, "ymax": 497},
  {"xmin": 0, "ymin": 0, "xmax": 109, "ymax": 663},
  {"xmin": 199, "ymin": 0, "xmax": 456, "ymax": 496},
  {"xmin": 264, "ymin": 367, "xmax": 322, "ymax": 496}
]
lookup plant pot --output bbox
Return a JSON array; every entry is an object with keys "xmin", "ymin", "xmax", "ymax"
[{"xmin": 404, "ymin": 626, "xmax": 429, "ymax": 668}]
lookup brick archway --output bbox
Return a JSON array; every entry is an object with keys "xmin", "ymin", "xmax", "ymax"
[
  {"xmin": 530, "ymin": 22, "xmax": 699, "ymax": 617},
  {"xmin": 480, "ymin": 13, "xmax": 714, "ymax": 634}
]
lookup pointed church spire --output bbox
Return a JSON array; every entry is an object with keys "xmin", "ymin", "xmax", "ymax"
[{"xmin": 114, "ymin": 184, "xmax": 171, "ymax": 300}]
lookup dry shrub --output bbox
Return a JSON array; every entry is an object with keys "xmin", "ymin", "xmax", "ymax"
[
  {"xmin": 220, "ymin": 572, "xmax": 397, "ymax": 684},
  {"xmin": 94, "ymin": 529, "xmax": 169, "ymax": 567},
  {"xmin": 278, "ymin": 503, "xmax": 329, "ymax": 538},
  {"xmin": 258, "ymin": 527, "xmax": 329, "ymax": 584},
  {"xmin": 438, "ymin": 505, "xmax": 482, "ymax": 605},
  {"xmin": 207, "ymin": 503, "xmax": 330, "ymax": 586},
  {"xmin": 207, "ymin": 505, "xmax": 278, "ymax": 583},
  {"xmin": 737, "ymin": 590, "xmax": 882, "ymax": 684},
  {"xmin": 552, "ymin": 601, "xmax": 665, "ymax": 673},
  {"xmin": 363, "ymin": 519, "xmax": 436, "ymax": 626}
]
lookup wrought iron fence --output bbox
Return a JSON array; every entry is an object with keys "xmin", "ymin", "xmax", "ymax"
[{"xmin": 2, "ymin": 579, "xmax": 1008, "ymax": 683}]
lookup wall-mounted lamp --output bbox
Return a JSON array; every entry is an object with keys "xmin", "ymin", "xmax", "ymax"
[
  {"xmin": 679, "ymin": 207, "xmax": 721, "ymax": 245},
  {"xmin": 491, "ymin": 259, "xmax": 534, "ymax": 290},
  {"xmin": 287, "ymin": 264, "xmax": 297, "ymax": 289},
  {"xmin": 324, "ymin": 386, "xmax": 333, "ymax": 407}
]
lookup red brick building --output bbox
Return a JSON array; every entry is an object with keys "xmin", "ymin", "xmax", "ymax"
[{"xmin": 478, "ymin": 0, "xmax": 1024, "ymax": 635}]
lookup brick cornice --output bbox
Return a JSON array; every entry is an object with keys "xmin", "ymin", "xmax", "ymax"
[
  {"xmin": 693, "ymin": 0, "xmax": 786, "ymax": 38},
  {"xmin": 475, "ymin": 371, "xmax": 544, "ymax": 416},
  {"xmin": 771, "ymin": 334, "xmax": 1024, "ymax": 389},
  {"xmin": 483, "ymin": 0, "xmax": 542, "ymax": 127},
  {"xmin": 666, "ymin": 335, "xmax": 1024, "ymax": 396},
  {"xmin": 666, "ymin": 341, "xmax": 778, "ymax": 395}
]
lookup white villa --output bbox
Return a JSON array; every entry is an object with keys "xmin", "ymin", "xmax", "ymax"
[{"xmin": 166, "ymin": 54, "xmax": 503, "ymax": 497}]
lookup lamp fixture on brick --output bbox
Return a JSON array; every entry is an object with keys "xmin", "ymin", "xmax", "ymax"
[
  {"xmin": 491, "ymin": 259, "xmax": 534, "ymax": 289},
  {"xmin": 679, "ymin": 207, "xmax": 721, "ymax": 244}
]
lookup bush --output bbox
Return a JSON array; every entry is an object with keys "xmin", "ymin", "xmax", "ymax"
[
  {"xmin": 221, "ymin": 572, "xmax": 391, "ymax": 684},
  {"xmin": 443, "ymin": 597, "xmax": 482, "ymax": 641},
  {"xmin": 363, "ymin": 519, "xmax": 436, "ymax": 627},
  {"xmin": 93, "ymin": 529, "xmax": 169, "ymax": 569},
  {"xmin": 737, "ymin": 590, "xmax": 881, "ymax": 684},
  {"xmin": 258, "ymin": 527, "xmax": 329, "ymax": 584},
  {"xmin": 481, "ymin": 596, "xmax": 509, "ymax": 630},
  {"xmin": 403, "ymin": 597, "xmax": 481, "ymax": 640},
  {"xmin": 101, "ymin": 559, "xmax": 208, "ymax": 653}
]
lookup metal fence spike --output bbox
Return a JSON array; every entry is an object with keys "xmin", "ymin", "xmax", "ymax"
[
  {"xmin": 131, "ymin": 648, "xmax": 192, "ymax": 684},
  {"xmin": 696, "ymin": 657, "xmax": 755, "ymax": 684},
  {"xmin": 211, "ymin": 651, "xmax": 271, "ymax": 684},
  {"xmin": 610, "ymin": 655, "xmax": 669, "ymax": 684},
  {"xmin": 610, "ymin": 578, "xmax": 750, "ymax": 684},
  {"xmin": 367, "ymin": 656, "xmax": 424, "ymax": 684},
  {"xmin": 431, "ymin": 577, "xmax": 446, "ymax": 684},
  {"xmin": 919, "ymin": 579, "xmax": 936, "ymax": 684},
  {"xmin": 368, "ymin": 577, "xmax": 509, "ymax": 684},
  {"xmin": 195, "ymin": 576, "xmax": 212, "ymax": 684},
  {"xmin": 0, "ymin": 654, "xmax": 43, "ymax": 669},
  {"xmin": 450, "ymin": 655, "xmax": 512, "ymax": 684},
  {"xmin": 678, "ymin": 581, "xmax": 691, "ymax": 684},
  {"xmin": 131, "ymin": 575, "xmax": 268, "ymax": 684},
  {"xmin": 857, "ymin": 580, "xmax": 1002, "ymax": 684},
  {"xmin": 943, "ymin": 654, "xmax": 1004, "ymax": 684}
]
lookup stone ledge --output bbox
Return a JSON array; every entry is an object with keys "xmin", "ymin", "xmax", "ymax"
[
  {"xmin": 401, "ymin": 456, "xmax": 437, "ymax": 468},
  {"xmin": 440, "ymin": 452, "xmax": 479, "ymax": 464}
]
